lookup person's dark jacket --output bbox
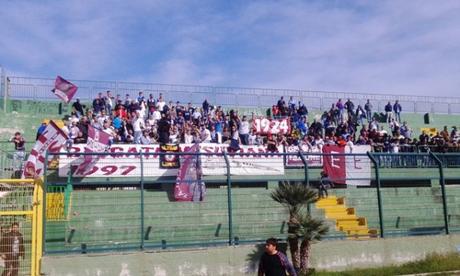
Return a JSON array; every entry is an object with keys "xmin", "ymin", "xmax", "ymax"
[{"xmin": 0, "ymin": 231, "xmax": 24, "ymax": 260}]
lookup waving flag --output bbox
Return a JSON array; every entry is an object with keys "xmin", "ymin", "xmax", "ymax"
[
  {"xmin": 74, "ymin": 125, "xmax": 111, "ymax": 176},
  {"xmin": 23, "ymin": 121, "xmax": 68, "ymax": 178},
  {"xmin": 52, "ymin": 76, "xmax": 78, "ymax": 103}
]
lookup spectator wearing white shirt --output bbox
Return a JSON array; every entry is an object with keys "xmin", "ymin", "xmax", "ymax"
[
  {"xmin": 156, "ymin": 95, "xmax": 166, "ymax": 113},
  {"xmin": 97, "ymin": 110, "xmax": 109, "ymax": 127},
  {"xmin": 200, "ymin": 125, "xmax": 211, "ymax": 143},
  {"xmin": 140, "ymin": 130, "xmax": 151, "ymax": 145},
  {"xmin": 139, "ymin": 100, "xmax": 147, "ymax": 120},
  {"xmin": 314, "ymin": 134, "xmax": 324, "ymax": 151},
  {"xmin": 69, "ymin": 121, "xmax": 80, "ymax": 139},
  {"xmin": 169, "ymin": 126, "xmax": 179, "ymax": 144},
  {"xmin": 105, "ymin": 90, "xmax": 114, "ymax": 115},
  {"xmin": 369, "ymin": 117, "xmax": 379, "ymax": 131},
  {"xmin": 184, "ymin": 128, "xmax": 194, "ymax": 144},
  {"xmin": 248, "ymin": 129, "xmax": 257, "ymax": 145},
  {"xmin": 238, "ymin": 115, "xmax": 250, "ymax": 145},
  {"xmin": 346, "ymin": 135, "xmax": 354, "ymax": 152},
  {"xmin": 146, "ymin": 115, "xmax": 156, "ymax": 127},
  {"xmin": 132, "ymin": 112, "xmax": 145, "ymax": 144},
  {"xmin": 192, "ymin": 108, "xmax": 202, "ymax": 123},
  {"xmin": 288, "ymin": 96, "xmax": 296, "ymax": 112},
  {"xmin": 151, "ymin": 107, "xmax": 162, "ymax": 122}
]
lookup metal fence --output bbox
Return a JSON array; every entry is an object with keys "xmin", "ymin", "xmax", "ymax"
[
  {"xmin": 2, "ymin": 73, "xmax": 460, "ymax": 114},
  {"xmin": 0, "ymin": 183, "xmax": 34, "ymax": 276},
  {"xmin": 37, "ymin": 151, "xmax": 460, "ymax": 254}
]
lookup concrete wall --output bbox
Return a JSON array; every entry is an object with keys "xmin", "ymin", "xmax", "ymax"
[{"xmin": 41, "ymin": 234, "xmax": 460, "ymax": 276}]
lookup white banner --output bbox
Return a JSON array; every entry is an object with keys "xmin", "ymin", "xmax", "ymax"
[
  {"xmin": 58, "ymin": 143, "xmax": 285, "ymax": 177},
  {"xmin": 285, "ymin": 145, "xmax": 323, "ymax": 167},
  {"xmin": 59, "ymin": 144, "xmax": 189, "ymax": 177},
  {"xmin": 200, "ymin": 144, "xmax": 284, "ymax": 175},
  {"xmin": 345, "ymin": 145, "xmax": 371, "ymax": 186}
]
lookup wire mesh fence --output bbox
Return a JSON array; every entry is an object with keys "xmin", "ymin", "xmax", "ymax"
[
  {"xmin": 35, "ymin": 150, "xmax": 460, "ymax": 253},
  {"xmin": 4, "ymin": 75, "xmax": 460, "ymax": 113},
  {"xmin": 0, "ymin": 182, "xmax": 35, "ymax": 275}
]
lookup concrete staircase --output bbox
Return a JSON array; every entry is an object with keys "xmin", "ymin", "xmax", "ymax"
[{"xmin": 316, "ymin": 196, "xmax": 378, "ymax": 238}]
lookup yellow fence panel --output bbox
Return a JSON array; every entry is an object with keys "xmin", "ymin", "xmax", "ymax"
[{"xmin": 0, "ymin": 179, "xmax": 43, "ymax": 276}]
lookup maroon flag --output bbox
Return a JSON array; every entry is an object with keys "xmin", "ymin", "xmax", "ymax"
[
  {"xmin": 23, "ymin": 121, "xmax": 68, "ymax": 178},
  {"xmin": 75, "ymin": 125, "xmax": 110, "ymax": 175},
  {"xmin": 174, "ymin": 144, "xmax": 205, "ymax": 202},
  {"xmin": 322, "ymin": 145, "xmax": 346, "ymax": 185},
  {"xmin": 52, "ymin": 76, "xmax": 78, "ymax": 103}
]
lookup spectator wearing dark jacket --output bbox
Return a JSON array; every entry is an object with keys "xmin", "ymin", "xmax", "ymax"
[
  {"xmin": 393, "ymin": 100, "xmax": 402, "ymax": 122},
  {"xmin": 258, "ymin": 238, "xmax": 297, "ymax": 276}
]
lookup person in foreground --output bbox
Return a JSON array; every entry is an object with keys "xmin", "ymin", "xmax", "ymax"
[
  {"xmin": 258, "ymin": 238, "xmax": 297, "ymax": 276},
  {"xmin": 1, "ymin": 222, "xmax": 25, "ymax": 276}
]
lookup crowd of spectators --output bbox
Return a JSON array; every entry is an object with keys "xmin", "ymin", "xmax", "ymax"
[{"xmin": 59, "ymin": 91, "xmax": 460, "ymax": 154}]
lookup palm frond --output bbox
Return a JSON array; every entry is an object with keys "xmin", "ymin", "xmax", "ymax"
[
  {"xmin": 297, "ymin": 213, "xmax": 329, "ymax": 242},
  {"xmin": 270, "ymin": 181, "xmax": 318, "ymax": 209}
]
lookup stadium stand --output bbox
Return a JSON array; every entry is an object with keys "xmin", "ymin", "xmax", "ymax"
[{"xmin": 1, "ymin": 75, "xmax": 460, "ymax": 274}]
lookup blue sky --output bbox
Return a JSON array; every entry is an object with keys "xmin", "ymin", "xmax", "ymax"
[{"xmin": 1, "ymin": 0, "xmax": 460, "ymax": 97}]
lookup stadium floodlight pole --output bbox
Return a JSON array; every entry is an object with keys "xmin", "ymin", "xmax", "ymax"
[
  {"xmin": 366, "ymin": 152, "xmax": 384, "ymax": 238},
  {"xmin": 429, "ymin": 151, "xmax": 450, "ymax": 235},
  {"xmin": 222, "ymin": 151, "xmax": 233, "ymax": 246}
]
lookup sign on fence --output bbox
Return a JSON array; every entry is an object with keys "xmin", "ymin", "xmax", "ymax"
[
  {"xmin": 322, "ymin": 145, "xmax": 371, "ymax": 186},
  {"xmin": 58, "ymin": 143, "xmax": 285, "ymax": 177},
  {"xmin": 285, "ymin": 145, "xmax": 323, "ymax": 167}
]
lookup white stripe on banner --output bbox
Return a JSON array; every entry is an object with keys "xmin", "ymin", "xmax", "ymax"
[
  {"xmin": 23, "ymin": 121, "xmax": 68, "ymax": 178},
  {"xmin": 58, "ymin": 143, "xmax": 285, "ymax": 177},
  {"xmin": 345, "ymin": 145, "xmax": 371, "ymax": 186}
]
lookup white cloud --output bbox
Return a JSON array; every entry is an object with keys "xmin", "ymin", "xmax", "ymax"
[{"xmin": 1, "ymin": 1, "xmax": 460, "ymax": 98}]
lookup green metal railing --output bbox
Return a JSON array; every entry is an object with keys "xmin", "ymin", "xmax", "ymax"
[{"xmin": 3, "ymin": 150, "xmax": 460, "ymax": 254}]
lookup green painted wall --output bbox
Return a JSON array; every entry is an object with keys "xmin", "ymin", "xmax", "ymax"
[{"xmin": 41, "ymin": 234, "xmax": 460, "ymax": 276}]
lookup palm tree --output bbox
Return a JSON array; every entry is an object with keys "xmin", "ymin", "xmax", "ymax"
[
  {"xmin": 297, "ymin": 213, "xmax": 329, "ymax": 275},
  {"xmin": 270, "ymin": 181, "xmax": 318, "ymax": 271}
]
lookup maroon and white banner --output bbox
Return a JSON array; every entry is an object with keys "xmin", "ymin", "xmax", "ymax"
[
  {"xmin": 322, "ymin": 145, "xmax": 346, "ymax": 185},
  {"xmin": 285, "ymin": 145, "xmax": 323, "ymax": 167},
  {"xmin": 322, "ymin": 145, "xmax": 371, "ymax": 186},
  {"xmin": 59, "ymin": 144, "xmax": 180, "ymax": 177},
  {"xmin": 74, "ymin": 125, "xmax": 111, "ymax": 176},
  {"xmin": 174, "ymin": 144, "xmax": 205, "ymax": 202},
  {"xmin": 252, "ymin": 118, "xmax": 291, "ymax": 135},
  {"xmin": 52, "ymin": 76, "xmax": 78, "ymax": 103},
  {"xmin": 23, "ymin": 121, "xmax": 68, "ymax": 178},
  {"xmin": 59, "ymin": 143, "xmax": 285, "ymax": 177}
]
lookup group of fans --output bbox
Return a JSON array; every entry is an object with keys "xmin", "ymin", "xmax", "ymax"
[{"xmin": 30, "ymin": 91, "xmax": 458, "ymax": 154}]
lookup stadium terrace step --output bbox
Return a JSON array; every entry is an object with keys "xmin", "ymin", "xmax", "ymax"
[
  {"xmin": 346, "ymin": 228, "xmax": 379, "ymax": 239},
  {"xmin": 336, "ymin": 217, "xmax": 367, "ymax": 226},
  {"xmin": 45, "ymin": 188, "xmax": 292, "ymax": 251},
  {"xmin": 316, "ymin": 196, "xmax": 377, "ymax": 239}
]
